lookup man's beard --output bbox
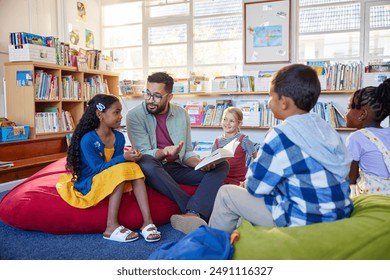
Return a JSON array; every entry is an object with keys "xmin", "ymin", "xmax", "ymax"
[{"xmin": 146, "ymin": 102, "xmax": 167, "ymax": 115}]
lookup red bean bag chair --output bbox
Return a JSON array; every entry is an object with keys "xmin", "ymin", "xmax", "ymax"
[{"xmin": 0, "ymin": 157, "xmax": 196, "ymax": 234}]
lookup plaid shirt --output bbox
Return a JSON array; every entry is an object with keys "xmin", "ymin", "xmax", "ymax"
[{"xmin": 246, "ymin": 128, "xmax": 353, "ymax": 227}]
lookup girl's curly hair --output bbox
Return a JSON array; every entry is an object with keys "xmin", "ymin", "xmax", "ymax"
[
  {"xmin": 351, "ymin": 78, "xmax": 390, "ymax": 123},
  {"xmin": 66, "ymin": 94, "xmax": 119, "ymax": 181}
]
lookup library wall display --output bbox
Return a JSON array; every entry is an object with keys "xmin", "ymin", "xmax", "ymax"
[
  {"xmin": 244, "ymin": 0, "xmax": 291, "ymax": 64},
  {"xmin": 5, "ymin": 61, "xmax": 119, "ymax": 139},
  {"xmin": 119, "ymin": 62, "xmax": 390, "ymax": 143},
  {"xmin": 121, "ymin": 90, "xmax": 355, "ymax": 132}
]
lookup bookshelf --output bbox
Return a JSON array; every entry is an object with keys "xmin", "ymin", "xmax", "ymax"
[
  {"xmin": 119, "ymin": 90, "xmax": 355, "ymax": 131},
  {"xmin": 5, "ymin": 61, "xmax": 119, "ymax": 139}
]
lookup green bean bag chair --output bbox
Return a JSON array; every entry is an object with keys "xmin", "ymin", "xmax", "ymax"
[{"xmin": 233, "ymin": 195, "xmax": 390, "ymax": 260}]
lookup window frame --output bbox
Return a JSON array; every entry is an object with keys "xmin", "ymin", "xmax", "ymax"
[{"xmin": 296, "ymin": 0, "xmax": 390, "ymax": 65}]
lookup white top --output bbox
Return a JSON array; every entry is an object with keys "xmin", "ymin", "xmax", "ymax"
[{"xmin": 346, "ymin": 127, "xmax": 390, "ymax": 177}]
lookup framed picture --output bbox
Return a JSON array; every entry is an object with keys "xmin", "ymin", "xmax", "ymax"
[{"xmin": 244, "ymin": 0, "xmax": 291, "ymax": 64}]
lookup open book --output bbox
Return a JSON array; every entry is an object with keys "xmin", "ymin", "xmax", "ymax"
[{"xmin": 194, "ymin": 138, "xmax": 240, "ymax": 170}]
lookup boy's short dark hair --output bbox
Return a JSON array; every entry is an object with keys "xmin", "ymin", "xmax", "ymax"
[
  {"xmin": 147, "ymin": 72, "xmax": 174, "ymax": 93},
  {"xmin": 271, "ymin": 64, "xmax": 321, "ymax": 112}
]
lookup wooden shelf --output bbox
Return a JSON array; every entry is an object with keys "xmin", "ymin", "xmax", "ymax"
[
  {"xmin": 120, "ymin": 89, "xmax": 355, "ymax": 132},
  {"xmin": 119, "ymin": 90, "xmax": 354, "ymax": 98},
  {"xmin": 191, "ymin": 125, "xmax": 356, "ymax": 132},
  {"xmin": 5, "ymin": 61, "xmax": 120, "ymax": 139},
  {"xmin": 0, "ymin": 136, "xmax": 68, "ymax": 183}
]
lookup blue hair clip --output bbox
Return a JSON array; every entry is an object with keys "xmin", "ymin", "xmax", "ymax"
[{"xmin": 96, "ymin": 103, "xmax": 106, "ymax": 111}]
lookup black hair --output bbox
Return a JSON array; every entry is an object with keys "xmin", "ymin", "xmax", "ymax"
[
  {"xmin": 66, "ymin": 94, "xmax": 120, "ymax": 181},
  {"xmin": 351, "ymin": 78, "xmax": 390, "ymax": 123},
  {"xmin": 271, "ymin": 64, "xmax": 321, "ymax": 112},
  {"xmin": 147, "ymin": 72, "xmax": 174, "ymax": 93}
]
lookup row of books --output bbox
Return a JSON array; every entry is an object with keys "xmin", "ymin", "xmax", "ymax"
[
  {"xmin": 33, "ymin": 71, "xmax": 109, "ymax": 101},
  {"xmin": 365, "ymin": 62, "xmax": 390, "ymax": 73},
  {"xmin": 312, "ymin": 101, "xmax": 346, "ymax": 128},
  {"xmin": 171, "ymin": 75, "xmax": 256, "ymax": 94},
  {"xmin": 9, "ymin": 32, "xmax": 72, "ymax": 67},
  {"xmin": 35, "ymin": 70, "xmax": 59, "ymax": 101},
  {"xmin": 187, "ymin": 99, "xmax": 233, "ymax": 126},
  {"xmin": 62, "ymin": 75, "xmax": 81, "ymax": 100},
  {"xmin": 83, "ymin": 76, "xmax": 110, "ymax": 101},
  {"xmin": 80, "ymin": 49, "xmax": 102, "ymax": 71},
  {"xmin": 9, "ymin": 32, "xmax": 55, "ymax": 49},
  {"xmin": 119, "ymin": 80, "xmax": 145, "ymax": 95},
  {"xmin": 307, "ymin": 61, "xmax": 364, "ymax": 91},
  {"xmin": 9, "ymin": 32, "xmax": 109, "ymax": 70},
  {"xmin": 34, "ymin": 110, "xmax": 75, "ymax": 134},
  {"xmin": 186, "ymin": 100, "xmax": 346, "ymax": 129},
  {"xmin": 211, "ymin": 76, "xmax": 255, "ymax": 92},
  {"xmin": 56, "ymin": 40, "xmax": 72, "ymax": 66}
]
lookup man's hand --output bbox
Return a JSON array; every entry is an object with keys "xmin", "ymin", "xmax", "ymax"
[{"xmin": 163, "ymin": 141, "xmax": 184, "ymax": 157}]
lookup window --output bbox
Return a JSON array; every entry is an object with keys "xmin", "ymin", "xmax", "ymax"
[
  {"xmin": 102, "ymin": 1, "xmax": 143, "ymax": 80},
  {"xmin": 193, "ymin": 0, "xmax": 243, "ymax": 78},
  {"xmin": 102, "ymin": 0, "xmax": 389, "ymax": 81},
  {"xmin": 102, "ymin": 0, "xmax": 243, "ymax": 80},
  {"xmin": 297, "ymin": 0, "xmax": 390, "ymax": 64},
  {"xmin": 366, "ymin": 1, "xmax": 390, "ymax": 62}
]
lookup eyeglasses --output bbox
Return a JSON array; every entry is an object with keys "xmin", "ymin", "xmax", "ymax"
[{"xmin": 142, "ymin": 89, "xmax": 170, "ymax": 103}]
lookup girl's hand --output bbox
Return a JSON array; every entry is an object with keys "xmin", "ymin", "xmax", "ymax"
[{"xmin": 124, "ymin": 147, "xmax": 142, "ymax": 162}]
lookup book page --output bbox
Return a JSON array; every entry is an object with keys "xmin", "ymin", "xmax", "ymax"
[{"xmin": 194, "ymin": 138, "xmax": 240, "ymax": 170}]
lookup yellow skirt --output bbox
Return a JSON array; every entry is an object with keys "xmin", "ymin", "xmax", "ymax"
[{"xmin": 56, "ymin": 162, "xmax": 144, "ymax": 209}]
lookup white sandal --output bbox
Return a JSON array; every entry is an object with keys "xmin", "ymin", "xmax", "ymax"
[
  {"xmin": 103, "ymin": 225, "xmax": 139, "ymax": 242},
  {"xmin": 141, "ymin": 224, "xmax": 161, "ymax": 243}
]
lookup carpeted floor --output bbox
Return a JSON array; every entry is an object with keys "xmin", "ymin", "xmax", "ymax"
[{"xmin": 0, "ymin": 191, "xmax": 185, "ymax": 260}]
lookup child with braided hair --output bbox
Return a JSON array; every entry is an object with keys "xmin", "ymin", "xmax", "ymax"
[
  {"xmin": 345, "ymin": 78, "xmax": 390, "ymax": 197},
  {"xmin": 56, "ymin": 94, "xmax": 161, "ymax": 242}
]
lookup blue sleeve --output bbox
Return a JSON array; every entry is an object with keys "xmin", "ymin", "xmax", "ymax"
[
  {"xmin": 80, "ymin": 132, "xmax": 126, "ymax": 174},
  {"xmin": 211, "ymin": 139, "xmax": 218, "ymax": 152},
  {"xmin": 246, "ymin": 129, "xmax": 285, "ymax": 197},
  {"xmin": 241, "ymin": 135, "xmax": 257, "ymax": 157}
]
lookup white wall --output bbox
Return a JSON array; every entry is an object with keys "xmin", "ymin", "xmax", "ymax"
[
  {"xmin": 63, "ymin": 0, "xmax": 102, "ymax": 50},
  {"xmin": 0, "ymin": 0, "xmax": 101, "ymax": 118}
]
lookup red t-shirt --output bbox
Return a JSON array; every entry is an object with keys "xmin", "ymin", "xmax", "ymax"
[{"xmin": 155, "ymin": 113, "xmax": 177, "ymax": 162}]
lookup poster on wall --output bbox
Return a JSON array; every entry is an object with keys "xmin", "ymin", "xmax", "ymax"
[
  {"xmin": 69, "ymin": 24, "xmax": 80, "ymax": 46},
  {"xmin": 77, "ymin": 2, "xmax": 87, "ymax": 23},
  {"xmin": 85, "ymin": 29, "xmax": 94, "ymax": 49},
  {"xmin": 244, "ymin": 0, "xmax": 291, "ymax": 64}
]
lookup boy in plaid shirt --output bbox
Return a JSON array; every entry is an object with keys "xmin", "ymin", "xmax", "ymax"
[{"xmin": 208, "ymin": 64, "xmax": 353, "ymax": 233}]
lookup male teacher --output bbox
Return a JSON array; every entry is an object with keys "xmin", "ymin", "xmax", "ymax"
[{"xmin": 126, "ymin": 72, "xmax": 229, "ymax": 234}]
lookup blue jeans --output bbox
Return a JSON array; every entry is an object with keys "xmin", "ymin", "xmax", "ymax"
[{"xmin": 137, "ymin": 154, "xmax": 229, "ymax": 220}]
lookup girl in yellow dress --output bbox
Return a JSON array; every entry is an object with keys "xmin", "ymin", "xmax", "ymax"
[{"xmin": 56, "ymin": 94, "xmax": 160, "ymax": 242}]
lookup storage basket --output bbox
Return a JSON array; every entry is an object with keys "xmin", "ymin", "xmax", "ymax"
[{"xmin": 0, "ymin": 126, "xmax": 29, "ymax": 142}]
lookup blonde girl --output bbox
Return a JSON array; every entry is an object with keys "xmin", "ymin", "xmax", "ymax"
[{"xmin": 212, "ymin": 106, "xmax": 258, "ymax": 185}]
